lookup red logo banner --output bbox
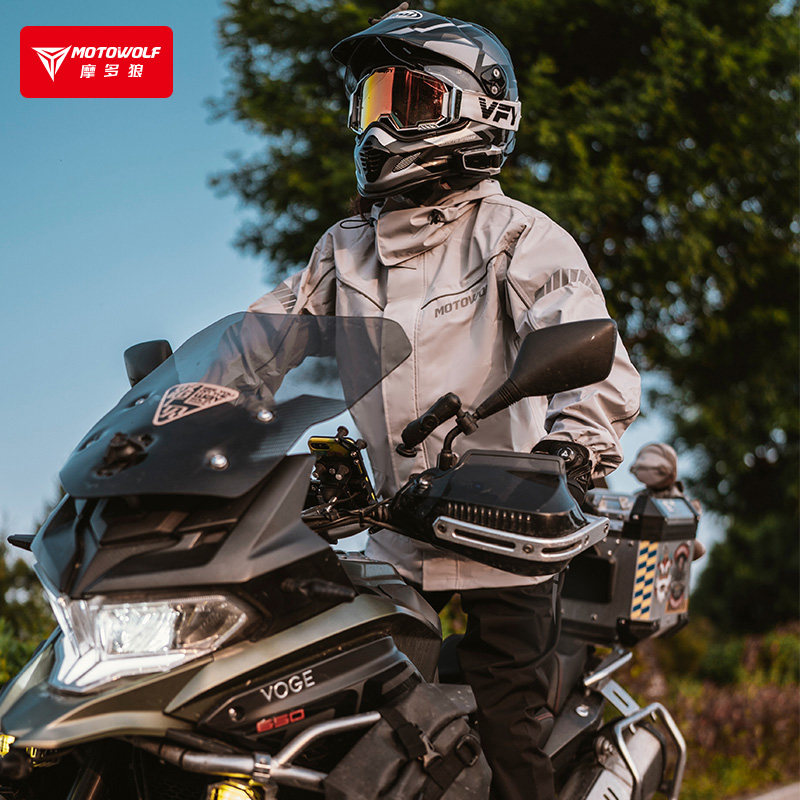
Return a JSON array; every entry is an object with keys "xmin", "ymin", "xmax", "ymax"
[{"xmin": 20, "ymin": 26, "xmax": 173, "ymax": 98}]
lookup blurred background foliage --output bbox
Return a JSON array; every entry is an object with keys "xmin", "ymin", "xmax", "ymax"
[
  {"xmin": 621, "ymin": 622, "xmax": 800, "ymax": 799},
  {"xmin": 0, "ymin": 536, "xmax": 54, "ymax": 685},
  {"xmin": 0, "ymin": 492, "xmax": 61, "ymax": 683}
]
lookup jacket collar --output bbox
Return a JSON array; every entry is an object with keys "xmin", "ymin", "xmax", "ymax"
[{"xmin": 372, "ymin": 180, "xmax": 504, "ymax": 266}]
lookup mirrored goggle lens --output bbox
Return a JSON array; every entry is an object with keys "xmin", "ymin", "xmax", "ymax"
[{"xmin": 353, "ymin": 68, "xmax": 449, "ymax": 133}]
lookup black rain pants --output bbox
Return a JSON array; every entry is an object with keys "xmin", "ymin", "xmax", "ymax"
[{"xmin": 421, "ymin": 580, "xmax": 562, "ymax": 800}]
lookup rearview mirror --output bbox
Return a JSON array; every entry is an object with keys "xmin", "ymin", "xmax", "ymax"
[
  {"xmin": 474, "ymin": 319, "xmax": 617, "ymax": 420},
  {"xmin": 124, "ymin": 339, "xmax": 173, "ymax": 387}
]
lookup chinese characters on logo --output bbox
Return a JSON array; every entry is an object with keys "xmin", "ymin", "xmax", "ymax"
[{"xmin": 80, "ymin": 63, "xmax": 146, "ymax": 78}]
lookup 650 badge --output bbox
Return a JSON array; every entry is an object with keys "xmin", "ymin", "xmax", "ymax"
[{"xmin": 20, "ymin": 26, "xmax": 173, "ymax": 98}]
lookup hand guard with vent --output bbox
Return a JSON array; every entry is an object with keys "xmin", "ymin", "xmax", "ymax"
[{"xmin": 390, "ymin": 450, "xmax": 607, "ymax": 577}]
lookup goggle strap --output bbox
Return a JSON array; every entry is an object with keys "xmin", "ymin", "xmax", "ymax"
[{"xmin": 456, "ymin": 92, "xmax": 521, "ymax": 132}]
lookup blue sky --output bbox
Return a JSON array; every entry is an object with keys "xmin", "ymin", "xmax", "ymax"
[
  {"xmin": 1, "ymin": 0, "xmax": 676, "ymax": 541},
  {"xmin": 2, "ymin": 0, "xmax": 271, "ymax": 532}
]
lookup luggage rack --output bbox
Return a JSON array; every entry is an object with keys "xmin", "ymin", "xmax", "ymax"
[{"xmin": 583, "ymin": 648, "xmax": 687, "ymax": 800}]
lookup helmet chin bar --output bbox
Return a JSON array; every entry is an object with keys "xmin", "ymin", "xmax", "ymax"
[{"xmin": 354, "ymin": 122, "xmax": 507, "ymax": 198}]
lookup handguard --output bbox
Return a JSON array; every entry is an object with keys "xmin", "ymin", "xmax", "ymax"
[{"xmin": 391, "ymin": 450, "xmax": 609, "ymax": 577}]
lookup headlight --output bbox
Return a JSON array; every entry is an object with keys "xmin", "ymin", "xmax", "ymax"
[{"xmin": 43, "ymin": 587, "xmax": 255, "ymax": 692}]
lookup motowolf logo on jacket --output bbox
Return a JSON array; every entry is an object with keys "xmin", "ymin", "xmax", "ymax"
[{"xmin": 20, "ymin": 26, "xmax": 173, "ymax": 98}]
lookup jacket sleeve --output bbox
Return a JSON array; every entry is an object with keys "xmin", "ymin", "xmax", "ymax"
[
  {"xmin": 248, "ymin": 231, "xmax": 336, "ymax": 316},
  {"xmin": 504, "ymin": 214, "xmax": 641, "ymax": 476}
]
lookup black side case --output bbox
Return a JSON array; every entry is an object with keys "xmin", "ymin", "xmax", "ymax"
[{"xmin": 324, "ymin": 682, "xmax": 490, "ymax": 800}]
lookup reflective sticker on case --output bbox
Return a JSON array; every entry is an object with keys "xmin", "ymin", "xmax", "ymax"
[{"xmin": 631, "ymin": 540, "xmax": 659, "ymax": 621}]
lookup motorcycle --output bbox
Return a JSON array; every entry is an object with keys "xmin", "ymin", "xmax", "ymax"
[{"xmin": 0, "ymin": 312, "xmax": 697, "ymax": 800}]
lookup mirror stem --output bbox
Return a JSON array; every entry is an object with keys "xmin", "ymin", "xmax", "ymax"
[
  {"xmin": 437, "ymin": 409, "xmax": 480, "ymax": 469},
  {"xmin": 437, "ymin": 436, "xmax": 459, "ymax": 469}
]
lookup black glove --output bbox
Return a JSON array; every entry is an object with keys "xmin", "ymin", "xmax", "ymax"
[{"xmin": 532, "ymin": 439, "xmax": 594, "ymax": 502}]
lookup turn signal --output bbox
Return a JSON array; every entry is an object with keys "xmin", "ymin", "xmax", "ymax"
[{"xmin": 206, "ymin": 780, "xmax": 262, "ymax": 800}]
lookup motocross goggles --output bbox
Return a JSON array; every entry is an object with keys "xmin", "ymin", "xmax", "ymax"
[{"xmin": 348, "ymin": 66, "xmax": 521, "ymax": 135}]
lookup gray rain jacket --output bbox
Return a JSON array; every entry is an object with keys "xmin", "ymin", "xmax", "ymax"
[{"xmin": 250, "ymin": 179, "xmax": 640, "ymax": 589}]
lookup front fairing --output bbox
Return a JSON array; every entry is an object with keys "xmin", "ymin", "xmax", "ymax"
[
  {"xmin": 0, "ymin": 592, "xmax": 438, "ymax": 748},
  {"xmin": 12, "ymin": 314, "xmax": 413, "ymax": 700},
  {"xmin": 38, "ymin": 314, "xmax": 410, "ymax": 598}
]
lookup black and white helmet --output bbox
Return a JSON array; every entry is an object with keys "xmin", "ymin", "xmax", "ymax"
[{"xmin": 331, "ymin": 9, "xmax": 520, "ymax": 198}]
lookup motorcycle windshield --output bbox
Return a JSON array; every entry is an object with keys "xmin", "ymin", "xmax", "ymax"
[{"xmin": 60, "ymin": 313, "xmax": 412, "ymax": 498}]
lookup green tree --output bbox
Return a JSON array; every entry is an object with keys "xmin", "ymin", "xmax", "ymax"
[
  {"xmin": 0, "ymin": 536, "xmax": 54, "ymax": 684},
  {"xmin": 0, "ymin": 492, "xmax": 60, "ymax": 683},
  {"xmin": 211, "ymin": 0, "xmax": 799, "ymax": 631}
]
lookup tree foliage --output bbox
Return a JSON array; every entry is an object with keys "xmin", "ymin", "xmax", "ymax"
[
  {"xmin": 0, "ymin": 536, "xmax": 53, "ymax": 684},
  {"xmin": 623, "ymin": 624, "xmax": 800, "ymax": 799},
  {"xmin": 0, "ymin": 494, "xmax": 59, "ymax": 683},
  {"xmin": 211, "ymin": 0, "xmax": 799, "ymax": 631}
]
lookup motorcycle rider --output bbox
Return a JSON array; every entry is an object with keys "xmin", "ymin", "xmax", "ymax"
[{"xmin": 249, "ymin": 7, "xmax": 641, "ymax": 799}]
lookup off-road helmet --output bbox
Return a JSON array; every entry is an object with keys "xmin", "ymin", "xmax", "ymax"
[{"xmin": 331, "ymin": 9, "xmax": 520, "ymax": 198}]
